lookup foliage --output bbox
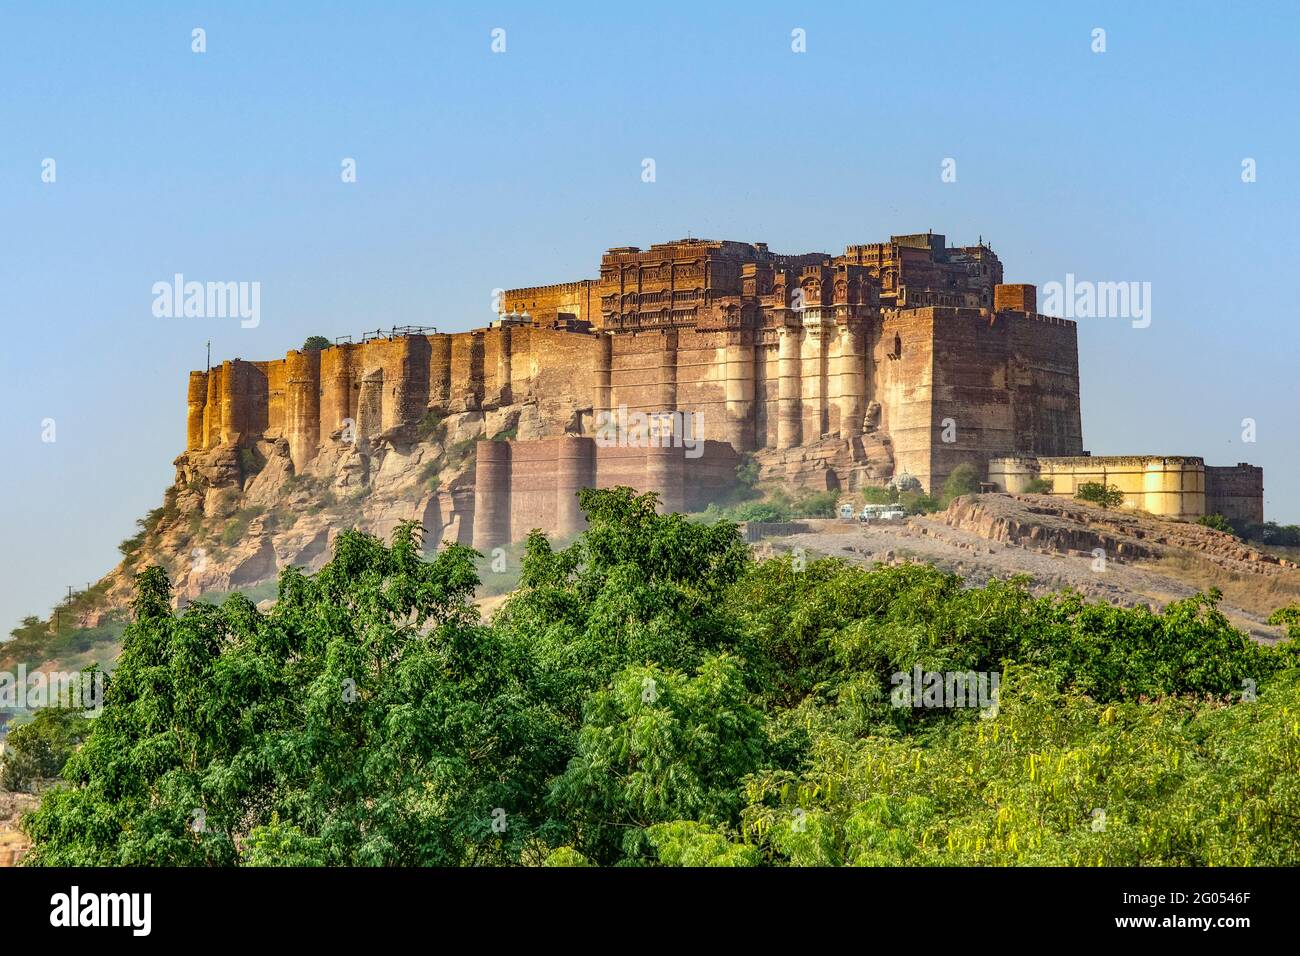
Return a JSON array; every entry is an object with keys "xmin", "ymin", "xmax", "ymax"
[
  {"xmin": 23, "ymin": 488, "xmax": 1300, "ymax": 867},
  {"xmin": 302, "ymin": 335, "xmax": 331, "ymax": 352},
  {"xmin": 1197, "ymin": 513, "xmax": 1237, "ymax": 536},
  {"xmin": 1075, "ymin": 481, "xmax": 1125, "ymax": 509},
  {"xmin": 238, "ymin": 447, "xmax": 264, "ymax": 478},
  {"xmin": 900, "ymin": 491, "xmax": 942, "ymax": 515},
  {"xmin": 1024, "ymin": 477, "xmax": 1054, "ymax": 494},
  {"xmin": 735, "ymin": 456, "xmax": 760, "ymax": 488},
  {"xmin": 1232, "ymin": 521, "xmax": 1300, "ymax": 547},
  {"xmin": 861, "ymin": 486, "xmax": 897, "ymax": 505},
  {"xmin": 2, "ymin": 709, "xmax": 92, "ymax": 791},
  {"xmin": 939, "ymin": 463, "xmax": 981, "ymax": 506},
  {"xmin": 220, "ymin": 506, "xmax": 266, "ymax": 547},
  {"xmin": 791, "ymin": 490, "xmax": 840, "ymax": 518}
]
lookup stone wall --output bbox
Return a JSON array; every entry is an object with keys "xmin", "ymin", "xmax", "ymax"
[
  {"xmin": 1206, "ymin": 464, "xmax": 1265, "ymax": 523},
  {"xmin": 180, "ymin": 233, "xmax": 1105, "ymax": 542},
  {"xmin": 986, "ymin": 454, "xmax": 1257, "ymax": 521},
  {"xmin": 471, "ymin": 436, "xmax": 740, "ymax": 550}
]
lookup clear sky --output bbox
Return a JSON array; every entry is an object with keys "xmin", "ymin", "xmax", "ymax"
[{"xmin": 2, "ymin": 0, "xmax": 1297, "ymax": 631}]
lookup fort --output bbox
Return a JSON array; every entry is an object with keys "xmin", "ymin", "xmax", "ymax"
[{"xmin": 180, "ymin": 232, "xmax": 1262, "ymax": 551}]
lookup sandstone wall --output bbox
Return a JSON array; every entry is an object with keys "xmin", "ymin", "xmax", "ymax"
[
  {"xmin": 471, "ymin": 436, "xmax": 740, "ymax": 550},
  {"xmin": 1206, "ymin": 464, "xmax": 1265, "ymax": 523},
  {"xmin": 1037, "ymin": 455, "xmax": 1206, "ymax": 519}
]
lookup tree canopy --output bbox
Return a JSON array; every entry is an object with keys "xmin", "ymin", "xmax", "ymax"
[{"xmin": 23, "ymin": 487, "xmax": 1300, "ymax": 866}]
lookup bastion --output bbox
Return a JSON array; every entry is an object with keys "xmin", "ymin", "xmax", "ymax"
[{"xmin": 179, "ymin": 232, "xmax": 1261, "ymax": 549}]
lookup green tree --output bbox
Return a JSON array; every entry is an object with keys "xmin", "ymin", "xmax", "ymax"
[
  {"xmin": 1075, "ymin": 481, "xmax": 1125, "ymax": 509},
  {"xmin": 302, "ymin": 335, "xmax": 331, "ymax": 351},
  {"xmin": 1197, "ymin": 513, "xmax": 1236, "ymax": 535},
  {"xmin": 940, "ymin": 463, "xmax": 981, "ymax": 505},
  {"xmin": 1, "ymin": 710, "xmax": 91, "ymax": 791},
  {"xmin": 21, "ymin": 487, "xmax": 1300, "ymax": 868}
]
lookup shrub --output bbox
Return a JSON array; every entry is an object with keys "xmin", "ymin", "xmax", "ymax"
[
  {"xmin": 793, "ymin": 490, "xmax": 840, "ymax": 518},
  {"xmin": 1024, "ymin": 477, "xmax": 1054, "ymax": 494},
  {"xmin": 1, "ymin": 709, "xmax": 91, "ymax": 791},
  {"xmin": 1198, "ymin": 513, "xmax": 1236, "ymax": 535},
  {"xmin": 861, "ymin": 486, "xmax": 896, "ymax": 505},
  {"xmin": 732, "ymin": 501, "xmax": 791, "ymax": 523},
  {"xmin": 940, "ymin": 464, "xmax": 981, "ymax": 506},
  {"xmin": 901, "ymin": 491, "xmax": 942, "ymax": 515},
  {"xmin": 735, "ymin": 457, "xmax": 760, "ymax": 488},
  {"xmin": 238, "ymin": 447, "xmax": 265, "ymax": 478},
  {"xmin": 1075, "ymin": 481, "xmax": 1125, "ymax": 509},
  {"xmin": 220, "ymin": 506, "xmax": 266, "ymax": 547},
  {"xmin": 416, "ymin": 410, "xmax": 446, "ymax": 443}
]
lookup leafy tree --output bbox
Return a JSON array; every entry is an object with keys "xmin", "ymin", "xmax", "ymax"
[
  {"xmin": 1197, "ymin": 513, "xmax": 1236, "ymax": 535},
  {"xmin": 940, "ymin": 463, "xmax": 981, "ymax": 505},
  {"xmin": 1075, "ymin": 481, "xmax": 1125, "ymax": 509},
  {"xmin": 1, "ymin": 710, "xmax": 91, "ymax": 791},
  {"xmin": 861, "ymin": 486, "xmax": 896, "ymax": 505},
  {"xmin": 302, "ymin": 335, "xmax": 331, "ymax": 351},
  {"xmin": 22, "ymin": 487, "xmax": 1300, "ymax": 867}
]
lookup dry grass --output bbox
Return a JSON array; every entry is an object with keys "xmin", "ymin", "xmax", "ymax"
[{"xmin": 1146, "ymin": 553, "xmax": 1300, "ymax": 617}]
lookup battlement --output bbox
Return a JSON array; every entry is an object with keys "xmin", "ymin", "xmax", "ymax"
[{"xmin": 185, "ymin": 232, "xmax": 1087, "ymax": 510}]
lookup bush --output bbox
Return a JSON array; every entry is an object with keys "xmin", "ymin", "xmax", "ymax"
[
  {"xmin": 415, "ymin": 410, "xmax": 446, "ymax": 443},
  {"xmin": 238, "ymin": 447, "xmax": 264, "ymax": 478},
  {"xmin": 1024, "ymin": 477, "xmax": 1054, "ymax": 494},
  {"xmin": 1075, "ymin": 481, "xmax": 1125, "ymax": 509},
  {"xmin": 900, "ymin": 491, "xmax": 942, "ymax": 515},
  {"xmin": 22, "ymin": 489, "xmax": 1300, "ymax": 868},
  {"xmin": 940, "ymin": 464, "xmax": 981, "ymax": 506},
  {"xmin": 861, "ymin": 486, "xmax": 897, "ymax": 505},
  {"xmin": 220, "ymin": 506, "xmax": 266, "ymax": 547},
  {"xmin": 2, "ymin": 709, "xmax": 91, "ymax": 791},
  {"xmin": 735, "ymin": 457, "xmax": 760, "ymax": 488},
  {"xmin": 1198, "ymin": 513, "xmax": 1236, "ymax": 535},
  {"xmin": 792, "ymin": 490, "xmax": 839, "ymax": 518},
  {"xmin": 731, "ymin": 501, "xmax": 790, "ymax": 523}
]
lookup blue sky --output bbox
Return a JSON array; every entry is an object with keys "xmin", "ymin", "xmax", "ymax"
[{"xmin": 2, "ymin": 0, "xmax": 1297, "ymax": 630}]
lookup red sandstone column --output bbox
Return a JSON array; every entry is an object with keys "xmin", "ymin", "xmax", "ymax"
[
  {"xmin": 837, "ymin": 323, "xmax": 865, "ymax": 439},
  {"xmin": 429, "ymin": 335, "xmax": 453, "ymax": 407},
  {"xmin": 658, "ymin": 329, "xmax": 678, "ymax": 412},
  {"xmin": 496, "ymin": 326, "xmax": 513, "ymax": 405},
  {"xmin": 320, "ymin": 344, "xmax": 355, "ymax": 439},
  {"xmin": 554, "ymin": 436, "xmax": 595, "ymax": 538},
  {"xmin": 204, "ymin": 364, "xmax": 224, "ymax": 448},
  {"xmin": 801, "ymin": 322, "xmax": 828, "ymax": 440},
  {"xmin": 777, "ymin": 325, "xmax": 802, "ymax": 449},
  {"xmin": 187, "ymin": 371, "xmax": 209, "ymax": 452},
  {"xmin": 285, "ymin": 349, "xmax": 322, "ymax": 472},
  {"xmin": 645, "ymin": 444, "xmax": 685, "ymax": 515},
  {"xmin": 724, "ymin": 339, "xmax": 755, "ymax": 451},
  {"xmin": 593, "ymin": 333, "xmax": 613, "ymax": 420},
  {"xmin": 473, "ymin": 440, "xmax": 512, "ymax": 551}
]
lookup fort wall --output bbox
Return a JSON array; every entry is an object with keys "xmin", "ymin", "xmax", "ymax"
[{"xmin": 179, "ymin": 233, "xmax": 1260, "ymax": 540}]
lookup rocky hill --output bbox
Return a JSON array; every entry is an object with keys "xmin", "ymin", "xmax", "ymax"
[
  {"xmin": 80, "ymin": 396, "xmax": 574, "ymax": 627},
  {"xmin": 767, "ymin": 494, "xmax": 1300, "ymax": 642}
]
